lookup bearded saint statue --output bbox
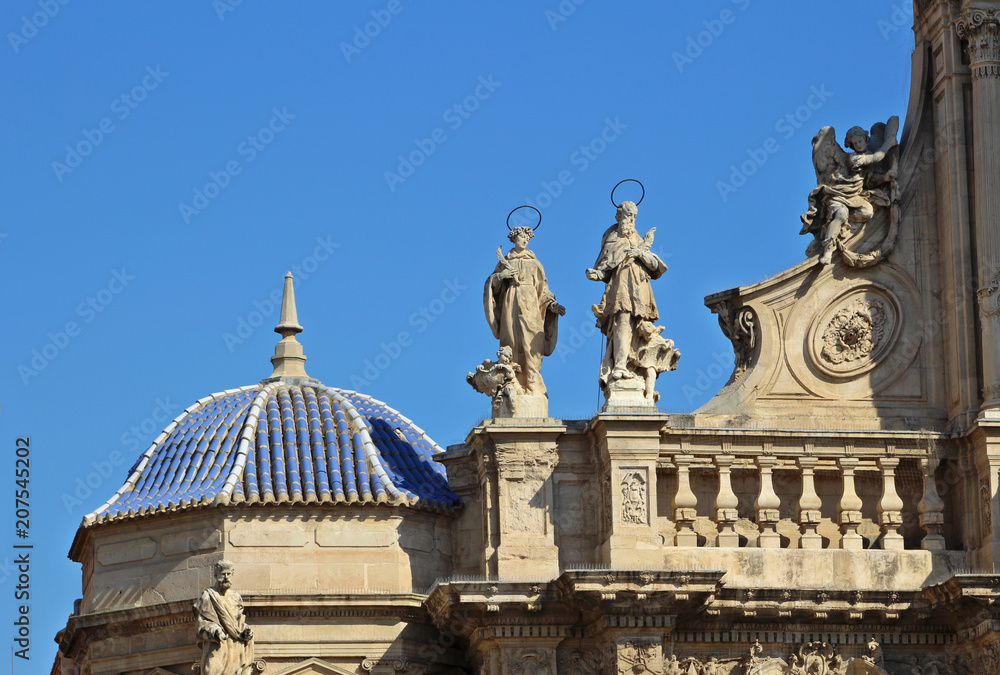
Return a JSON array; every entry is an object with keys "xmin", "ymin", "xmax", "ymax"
[{"xmin": 194, "ymin": 560, "xmax": 255, "ymax": 675}]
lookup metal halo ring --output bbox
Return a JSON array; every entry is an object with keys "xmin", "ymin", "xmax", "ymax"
[
  {"xmin": 506, "ymin": 205, "xmax": 542, "ymax": 231},
  {"xmin": 611, "ymin": 178, "xmax": 645, "ymax": 207}
]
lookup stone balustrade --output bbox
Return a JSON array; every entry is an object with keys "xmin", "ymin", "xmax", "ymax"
[{"xmin": 657, "ymin": 448, "xmax": 948, "ymax": 551}]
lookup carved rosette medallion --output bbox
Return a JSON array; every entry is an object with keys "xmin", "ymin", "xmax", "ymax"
[
  {"xmin": 820, "ymin": 299, "xmax": 887, "ymax": 365},
  {"xmin": 620, "ymin": 470, "xmax": 648, "ymax": 525},
  {"xmin": 807, "ymin": 286, "xmax": 901, "ymax": 379}
]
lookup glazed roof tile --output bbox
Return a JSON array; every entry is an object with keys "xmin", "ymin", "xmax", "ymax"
[{"xmin": 85, "ymin": 383, "xmax": 458, "ymax": 526}]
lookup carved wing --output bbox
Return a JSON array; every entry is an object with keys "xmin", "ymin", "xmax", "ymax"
[
  {"xmin": 810, "ymin": 126, "xmax": 847, "ymax": 185},
  {"xmin": 865, "ymin": 116, "xmax": 900, "ymax": 187}
]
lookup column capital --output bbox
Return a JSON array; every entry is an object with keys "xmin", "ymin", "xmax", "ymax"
[
  {"xmin": 837, "ymin": 457, "xmax": 860, "ymax": 472},
  {"xmin": 797, "ymin": 456, "xmax": 819, "ymax": 471},
  {"xmin": 957, "ymin": 8, "xmax": 1000, "ymax": 72},
  {"xmin": 755, "ymin": 455, "xmax": 778, "ymax": 470},
  {"xmin": 672, "ymin": 453, "xmax": 695, "ymax": 468},
  {"xmin": 714, "ymin": 454, "xmax": 736, "ymax": 469},
  {"xmin": 877, "ymin": 456, "xmax": 901, "ymax": 471}
]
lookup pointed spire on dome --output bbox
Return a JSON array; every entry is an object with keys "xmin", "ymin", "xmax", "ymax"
[{"xmin": 269, "ymin": 272, "xmax": 309, "ymax": 379}]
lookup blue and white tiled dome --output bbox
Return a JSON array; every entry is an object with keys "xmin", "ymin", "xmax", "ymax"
[{"xmin": 84, "ymin": 273, "xmax": 458, "ymax": 526}]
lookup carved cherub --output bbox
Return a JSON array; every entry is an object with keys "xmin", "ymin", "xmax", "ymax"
[
  {"xmin": 467, "ymin": 346, "xmax": 523, "ymax": 416},
  {"xmin": 629, "ymin": 320, "xmax": 681, "ymax": 403},
  {"xmin": 800, "ymin": 116, "xmax": 900, "ymax": 266}
]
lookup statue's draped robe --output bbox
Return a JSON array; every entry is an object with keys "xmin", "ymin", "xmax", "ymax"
[
  {"xmin": 485, "ymin": 249, "xmax": 559, "ymax": 395},
  {"xmin": 591, "ymin": 225, "xmax": 667, "ymax": 385},
  {"xmin": 800, "ymin": 164, "xmax": 873, "ymax": 239},
  {"xmin": 194, "ymin": 588, "xmax": 254, "ymax": 675}
]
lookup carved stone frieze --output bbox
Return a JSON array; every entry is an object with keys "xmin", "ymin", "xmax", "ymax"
[
  {"xmin": 616, "ymin": 639, "xmax": 661, "ymax": 675},
  {"xmin": 821, "ymin": 299, "xmax": 887, "ymax": 365},
  {"xmin": 620, "ymin": 470, "xmax": 648, "ymax": 525},
  {"xmin": 505, "ymin": 649, "xmax": 555, "ymax": 675},
  {"xmin": 887, "ymin": 653, "xmax": 969, "ymax": 674},
  {"xmin": 557, "ymin": 646, "xmax": 606, "ymax": 674}
]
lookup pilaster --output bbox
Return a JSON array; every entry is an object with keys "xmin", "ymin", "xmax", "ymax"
[
  {"xmin": 592, "ymin": 416, "xmax": 662, "ymax": 568},
  {"xmin": 957, "ymin": 6, "xmax": 1000, "ymax": 411}
]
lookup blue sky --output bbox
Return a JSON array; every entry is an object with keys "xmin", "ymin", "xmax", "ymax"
[{"xmin": 0, "ymin": 1, "xmax": 915, "ymax": 669}]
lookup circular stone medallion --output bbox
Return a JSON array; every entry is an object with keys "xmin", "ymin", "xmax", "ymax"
[{"xmin": 807, "ymin": 285, "xmax": 900, "ymax": 379}]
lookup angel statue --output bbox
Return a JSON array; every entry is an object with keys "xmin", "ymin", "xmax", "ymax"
[
  {"xmin": 586, "ymin": 196, "xmax": 677, "ymax": 407},
  {"xmin": 474, "ymin": 209, "xmax": 564, "ymax": 417},
  {"xmin": 800, "ymin": 115, "xmax": 900, "ymax": 266}
]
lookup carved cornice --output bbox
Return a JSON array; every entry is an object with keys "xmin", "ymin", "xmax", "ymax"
[{"xmin": 957, "ymin": 8, "xmax": 1000, "ymax": 74}]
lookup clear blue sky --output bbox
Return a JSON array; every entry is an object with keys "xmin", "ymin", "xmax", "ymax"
[{"xmin": 0, "ymin": 1, "xmax": 914, "ymax": 669}]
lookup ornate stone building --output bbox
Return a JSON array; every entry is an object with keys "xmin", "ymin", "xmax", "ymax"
[{"xmin": 52, "ymin": 2, "xmax": 1000, "ymax": 673}]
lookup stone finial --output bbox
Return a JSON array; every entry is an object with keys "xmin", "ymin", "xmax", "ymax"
[{"xmin": 269, "ymin": 271, "xmax": 309, "ymax": 379}]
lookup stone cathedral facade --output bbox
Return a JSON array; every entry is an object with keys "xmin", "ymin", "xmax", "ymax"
[{"xmin": 52, "ymin": 2, "xmax": 1000, "ymax": 674}]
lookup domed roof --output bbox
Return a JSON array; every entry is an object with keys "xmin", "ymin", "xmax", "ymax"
[{"xmin": 82, "ymin": 273, "xmax": 458, "ymax": 528}]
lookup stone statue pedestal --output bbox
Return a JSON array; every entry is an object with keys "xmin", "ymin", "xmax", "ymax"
[
  {"xmin": 603, "ymin": 378, "xmax": 655, "ymax": 413},
  {"xmin": 496, "ymin": 393, "xmax": 548, "ymax": 419}
]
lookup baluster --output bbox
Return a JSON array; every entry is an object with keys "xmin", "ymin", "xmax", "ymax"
[
  {"xmin": 918, "ymin": 456, "xmax": 946, "ymax": 550},
  {"xmin": 797, "ymin": 457, "xmax": 823, "ymax": 549},
  {"xmin": 838, "ymin": 458, "xmax": 864, "ymax": 549},
  {"xmin": 673, "ymin": 455, "xmax": 698, "ymax": 547},
  {"xmin": 877, "ymin": 457, "xmax": 904, "ymax": 550},
  {"xmin": 755, "ymin": 456, "xmax": 781, "ymax": 548},
  {"xmin": 715, "ymin": 455, "xmax": 739, "ymax": 548}
]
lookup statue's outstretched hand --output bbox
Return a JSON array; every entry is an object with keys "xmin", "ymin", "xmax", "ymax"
[
  {"xmin": 213, "ymin": 626, "xmax": 227, "ymax": 642},
  {"xmin": 552, "ymin": 303, "xmax": 566, "ymax": 316},
  {"xmin": 585, "ymin": 268, "xmax": 601, "ymax": 281}
]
